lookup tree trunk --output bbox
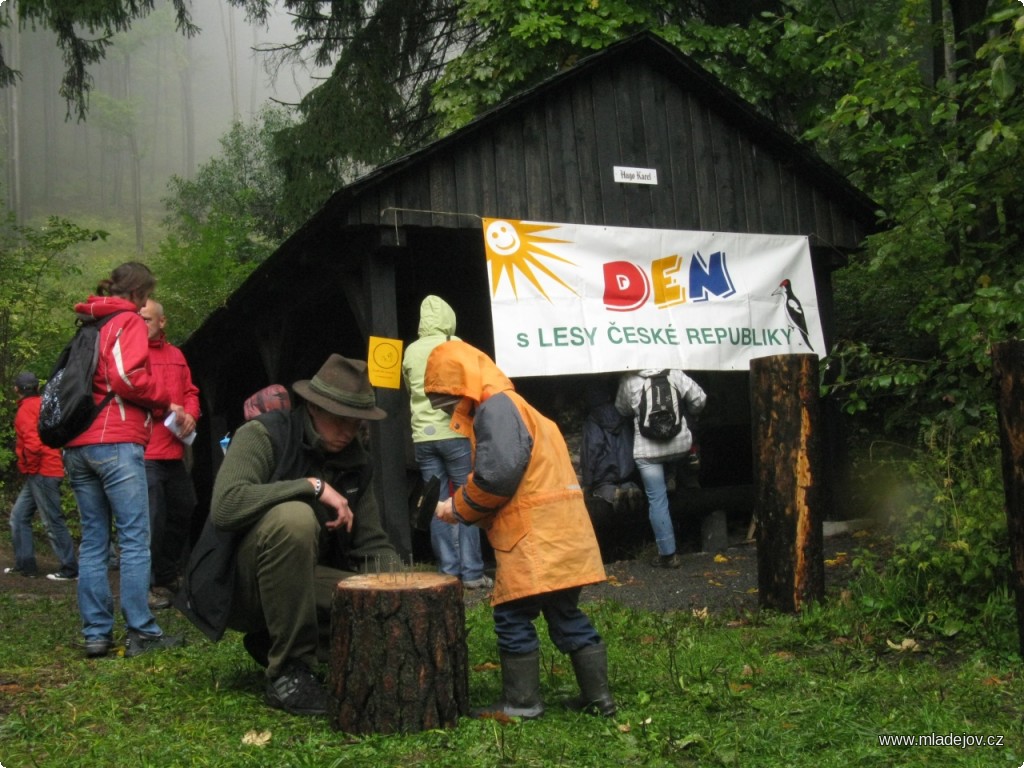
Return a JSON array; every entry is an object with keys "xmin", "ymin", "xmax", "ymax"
[
  {"xmin": 220, "ymin": 1, "xmax": 239, "ymax": 122},
  {"xmin": 5, "ymin": 17, "xmax": 22, "ymax": 223},
  {"xmin": 181, "ymin": 37, "xmax": 195, "ymax": 179},
  {"xmin": 123, "ymin": 54, "xmax": 144, "ymax": 253},
  {"xmin": 992, "ymin": 341, "xmax": 1024, "ymax": 659},
  {"xmin": 330, "ymin": 572, "xmax": 469, "ymax": 734},
  {"xmin": 750, "ymin": 353, "xmax": 825, "ymax": 612}
]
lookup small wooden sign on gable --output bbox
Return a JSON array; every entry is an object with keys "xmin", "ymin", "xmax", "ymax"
[{"xmin": 613, "ymin": 166, "xmax": 658, "ymax": 185}]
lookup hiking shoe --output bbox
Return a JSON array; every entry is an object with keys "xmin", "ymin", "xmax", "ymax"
[
  {"xmin": 650, "ymin": 553, "xmax": 681, "ymax": 569},
  {"xmin": 463, "ymin": 574, "xmax": 494, "ymax": 590},
  {"xmin": 124, "ymin": 630, "xmax": 185, "ymax": 658},
  {"xmin": 84, "ymin": 637, "xmax": 114, "ymax": 658},
  {"xmin": 46, "ymin": 571, "xmax": 77, "ymax": 582},
  {"xmin": 148, "ymin": 588, "xmax": 173, "ymax": 610},
  {"xmin": 265, "ymin": 662, "xmax": 332, "ymax": 716},
  {"xmin": 4, "ymin": 567, "xmax": 39, "ymax": 578}
]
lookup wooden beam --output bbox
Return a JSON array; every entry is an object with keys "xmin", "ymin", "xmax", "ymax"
[
  {"xmin": 365, "ymin": 244, "xmax": 412, "ymax": 557},
  {"xmin": 750, "ymin": 353, "xmax": 825, "ymax": 612}
]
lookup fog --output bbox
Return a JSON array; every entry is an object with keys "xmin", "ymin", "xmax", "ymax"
[{"xmin": 3, "ymin": 0, "xmax": 326, "ymax": 227}]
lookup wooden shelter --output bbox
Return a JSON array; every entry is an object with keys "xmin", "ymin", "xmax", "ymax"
[{"xmin": 182, "ymin": 32, "xmax": 878, "ymax": 557}]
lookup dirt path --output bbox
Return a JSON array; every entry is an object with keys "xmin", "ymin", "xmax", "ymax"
[{"xmin": 1, "ymin": 528, "xmax": 871, "ymax": 616}]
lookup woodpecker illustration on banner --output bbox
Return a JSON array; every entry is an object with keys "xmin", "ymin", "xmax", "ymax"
[{"xmin": 773, "ymin": 278, "xmax": 814, "ymax": 351}]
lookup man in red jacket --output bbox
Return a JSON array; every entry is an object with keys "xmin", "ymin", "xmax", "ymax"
[
  {"xmin": 140, "ymin": 299, "xmax": 200, "ymax": 610},
  {"xmin": 5, "ymin": 371, "xmax": 78, "ymax": 580}
]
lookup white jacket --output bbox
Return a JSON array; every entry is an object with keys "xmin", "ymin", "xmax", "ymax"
[{"xmin": 615, "ymin": 369, "xmax": 706, "ymax": 462}]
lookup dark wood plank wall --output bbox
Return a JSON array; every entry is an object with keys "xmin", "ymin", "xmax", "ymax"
[
  {"xmin": 593, "ymin": 68, "xmax": 628, "ymax": 224},
  {"xmin": 571, "ymin": 78, "xmax": 603, "ymax": 225},
  {"xmin": 664, "ymin": 81, "xmax": 701, "ymax": 229},
  {"xmin": 335, "ymin": 62, "xmax": 868, "ymax": 250},
  {"xmin": 639, "ymin": 65, "xmax": 675, "ymax": 226},
  {"xmin": 522, "ymin": 101, "xmax": 551, "ymax": 221}
]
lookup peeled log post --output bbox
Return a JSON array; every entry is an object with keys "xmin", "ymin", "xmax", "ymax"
[
  {"xmin": 992, "ymin": 341, "xmax": 1024, "ymax": 659},
  {"xmin": 330, "ymin": 572, "xmax": 469, "ymax": 734},
  {"xmin": 750, "ymin": 354, "xmax": 825, "ymax": 612}
]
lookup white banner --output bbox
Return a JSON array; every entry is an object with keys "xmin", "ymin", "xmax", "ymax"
[{"xmin": 483, "ymin": 218, "xmax": 823, "ymax": 377}]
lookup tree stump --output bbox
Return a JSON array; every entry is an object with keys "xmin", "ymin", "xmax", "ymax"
[
  {"xmin": 329, "ymin": 572, "xmax": 469, "ymax": 734},
  {"xmin": 750, "ymin": 353, "xmax": 825, "ymax": 612}
]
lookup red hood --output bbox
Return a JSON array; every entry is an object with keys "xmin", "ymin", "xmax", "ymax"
[{"xmin": 74, "ymin": 295, "xmax": 138, "ymax": 321}]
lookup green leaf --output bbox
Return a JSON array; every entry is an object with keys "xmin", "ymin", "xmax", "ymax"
[{"xmin": 990, "ymin": 56, "xmax": 1015, "ymax": 100}]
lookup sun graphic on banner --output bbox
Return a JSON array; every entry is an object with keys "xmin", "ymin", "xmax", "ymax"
[{"xmin": 483, "ymin": 219, "xmax": 577, "ymax": 300}]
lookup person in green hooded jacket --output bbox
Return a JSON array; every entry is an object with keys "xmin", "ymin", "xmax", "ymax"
[{"xmin": 402, "ymin": 296, "xmax": 492, "ymax": 590}]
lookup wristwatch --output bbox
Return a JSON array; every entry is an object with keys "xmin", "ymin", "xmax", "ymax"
[{"xmin": 312, "ymin": 477, "xmax": 324, "ymax": 499}]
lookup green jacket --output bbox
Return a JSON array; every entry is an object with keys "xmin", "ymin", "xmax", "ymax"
[
  {"xmin": 401, "ymin": 295, "xmax": 465, "ymax": 443},
  {"xmin": 211, "ymin": 407, "xmax": 396, "ymax": 564},
  {"xmin": 178, "ymin": 407, "xmax": 396, "ymax": 642}
]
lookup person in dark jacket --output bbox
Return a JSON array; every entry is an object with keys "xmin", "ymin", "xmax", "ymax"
[
  {"xmin": 208, "ymin": 354, "xmax": 399, "ymax": 717},
  {"xmin": 579, "ymin": 380, "xmax": 640, "ymax": 509}
]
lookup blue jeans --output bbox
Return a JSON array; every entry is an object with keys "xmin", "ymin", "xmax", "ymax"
[
  {"xmin": 414, "ymin": 439, "xmax": 485, "ymax": 581},
  {"xmin": 637, "ymin": 458, "xmax": 678, "ymax": 556},
  {"xmin": 493, "ymin": 587, "xmax": 601, "ymax": 654},
  {"xmin": 9, "ymin": 474, "xmax": 78, "ymax": 575},
  {"xmin": 64, "ymin": 443, "xmax": 162, "ymax": 641}
]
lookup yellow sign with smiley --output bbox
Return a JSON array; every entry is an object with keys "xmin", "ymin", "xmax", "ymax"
[{"xmin": 367, "ymin": 336, "xmax": 403, "ymax": 389}]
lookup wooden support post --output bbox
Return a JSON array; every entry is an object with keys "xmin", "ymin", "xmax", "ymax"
[
  {"xmin": 750, "ymin": 354, "xmax": 825, "ymax": 612},
  {"xmin": 992, "ymin": 341, "xmax": 1024, "ymax": 659},
  {"xmin": 330, "ymin": 572, "xmax": 469, "ymax": 734}
]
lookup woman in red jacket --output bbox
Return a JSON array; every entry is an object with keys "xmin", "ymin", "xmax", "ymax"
[{"xmin": 62, "ymin": 262, "xmax": 186, "ymax": 659}]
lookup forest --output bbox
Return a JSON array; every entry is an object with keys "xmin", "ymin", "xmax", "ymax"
[{"xmin": 1, "ymin": 0, "xmax": 1023, "ymax": 640}]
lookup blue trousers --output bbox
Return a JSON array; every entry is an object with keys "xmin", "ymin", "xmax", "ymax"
[
  {"xmin": 637, "ymin": 458, "xmax": 678, "ymax": 555},
  {"xmin": 492, "ymin": 587, "xmax": 601, "ymax": 655},
  {"xmin": 9, "ymin": 474, "xmax": 77, "ymax": 576},
  {"xmin": 64, "ymin": 443, "xmax": 162, "ymax": 642},
  {"xmin": 414, "ymin": 438, "xmax": 486, "ymax": 581}
]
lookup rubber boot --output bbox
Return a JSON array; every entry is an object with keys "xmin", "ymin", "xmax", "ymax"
[
  {"xmin": 471, "ymin": 650, "xmax": 545, "ymax": 719},
  {"xmin": 566, "ymin": 642, "xmax": 616, "ymax": 717}
]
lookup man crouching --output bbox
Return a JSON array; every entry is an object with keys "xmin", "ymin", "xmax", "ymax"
[{"xmin": 208, "ymin": 354, "xmax": 399, "ymax": 716}]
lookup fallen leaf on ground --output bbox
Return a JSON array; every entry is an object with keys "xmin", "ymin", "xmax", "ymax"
[
  {"xmin": 242, "ymin": 730, "xmax": 271, "ymax": 747},
  {"xmin": 886, "ymin": 638, "xmax": 921, "ymax": 652}
]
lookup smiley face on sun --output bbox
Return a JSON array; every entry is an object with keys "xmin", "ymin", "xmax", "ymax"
[{"xmin": 483, "ymin": 219, "xmax": 577, "ymax": 300}]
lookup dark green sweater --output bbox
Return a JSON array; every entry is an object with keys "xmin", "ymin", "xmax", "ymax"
[{"xmin": 210, "ymin": 407, "xmax": 397, "ymax": 568}]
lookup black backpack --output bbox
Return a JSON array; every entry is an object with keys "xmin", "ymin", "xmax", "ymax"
[
  {"xmin": 38, "ymin": 312, "xmax": 125, "ymax": 448},
  {"xmin": 637, "ymin": 370, "xmax": 682, "ymax": 441}
]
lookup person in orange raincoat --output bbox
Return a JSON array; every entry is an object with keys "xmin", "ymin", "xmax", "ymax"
[{"xmin": 424, "ymin": 339, "xmax": 615, "ymax": 719}]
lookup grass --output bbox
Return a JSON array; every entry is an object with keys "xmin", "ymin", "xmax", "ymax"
[{"xmin": 3, "ymin": 570, "xmax": 1024, "ymax": 768}]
